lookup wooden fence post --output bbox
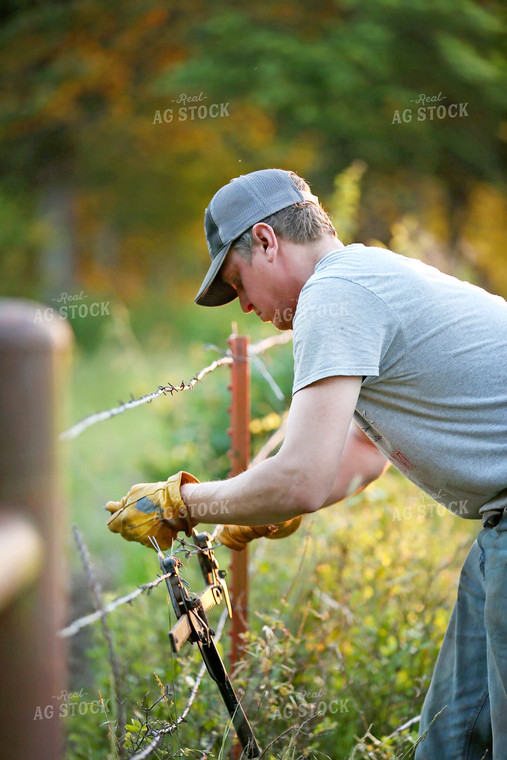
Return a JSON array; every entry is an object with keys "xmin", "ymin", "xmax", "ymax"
[{"xmin": 0, "ymin": 299, "xmax": 72, "ymax": 760}]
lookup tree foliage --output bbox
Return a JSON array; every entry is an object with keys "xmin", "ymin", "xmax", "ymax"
[{"xmin": 0, "ymin": 0, "xmax": 505, "ymax": 305}]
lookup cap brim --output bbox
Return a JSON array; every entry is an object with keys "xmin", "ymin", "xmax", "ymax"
[{"xmin": 194, "ymin": 242, "xmax": 238, "ymax": 307}]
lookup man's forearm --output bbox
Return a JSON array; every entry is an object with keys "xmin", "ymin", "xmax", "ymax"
[{"xmin": 181, "ymin": 453, "xmax": 314, "ymax": 526}]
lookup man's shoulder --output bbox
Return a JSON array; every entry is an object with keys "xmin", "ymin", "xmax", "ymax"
[
  {"xmin": 312, "ymin": 243, "xmax": 419, "ymax": 278},
  {"xmin": 299, "ymin": 244, "xmax": 405, "ymax": 309},
  {"xmin": 306, "ymin": 244, "xmax": 506, "ymax": 311}
]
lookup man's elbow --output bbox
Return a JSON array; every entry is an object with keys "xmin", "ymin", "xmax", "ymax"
[
  {"xmin": 272, "ymin": 443, "xmax": 389, "ymax": 517},
  {"xmin": 321, "ymin": 452, "xmax": 389, "ymax": 509}
]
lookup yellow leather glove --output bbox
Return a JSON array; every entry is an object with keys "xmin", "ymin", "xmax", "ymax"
[
  {"xmin": 216, "ymin": 516, "xmax": 302, "ymax": 551},
  {"xmin": 105, "ymin": 471, "xmax": 199, "ymax": 550}
]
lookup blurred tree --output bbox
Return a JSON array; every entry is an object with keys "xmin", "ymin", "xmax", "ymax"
[
  {"xmin": 0, "ymin": 1, "xmax": 227, "ymax": 299},
  {"xmin": 161, "ymin": 0, "xmax": 506, "ymax": 249},
  {"xmin": 0, "ymin": 0, "xmax": 505, "ymax": 304}
]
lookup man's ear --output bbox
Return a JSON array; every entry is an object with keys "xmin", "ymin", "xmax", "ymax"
[{"xmin": 251, "ymin": 223, "xmax": 278, "ymax": 261}]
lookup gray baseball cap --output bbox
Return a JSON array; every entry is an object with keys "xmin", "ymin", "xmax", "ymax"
[{"xmin": 195, "ymin": 168, "xmax": 318, "ymax": 307}]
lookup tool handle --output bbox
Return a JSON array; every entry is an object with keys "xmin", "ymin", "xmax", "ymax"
[{"xmin": 199, "ymin": 640, "xmax": 261, "ymax": 758}]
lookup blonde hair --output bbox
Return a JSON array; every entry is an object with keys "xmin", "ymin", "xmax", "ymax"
[{"xmin": 232, "ymin": 171, "xmax": 337, "ymax": 259}]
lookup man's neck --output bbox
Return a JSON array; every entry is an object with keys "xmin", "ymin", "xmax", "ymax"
[
  {"xmin": 312, "ymin": 236, "xmax": 345, "ymax": 265},
  {"xmin": 278, "ymin": 236, "xmax": 345, "ymax": 297}
]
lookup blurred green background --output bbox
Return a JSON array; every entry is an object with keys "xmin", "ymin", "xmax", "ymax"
[
  {"xmin": 0, "ymin": 1, "xmax": 506, "ymax": 757},
  {"xmin": 1, "ymin": 0, "xmax": 506, "ymax": 321}
]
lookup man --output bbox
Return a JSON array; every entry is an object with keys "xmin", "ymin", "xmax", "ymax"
[{"xmin": 106, "ymin": 168, "xmax": 507, "ymax": 758}]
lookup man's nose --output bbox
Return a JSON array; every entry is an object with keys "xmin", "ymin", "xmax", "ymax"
[{"xmin": 239, "ymin": 292, "xmax": 253, "ymax": 314}]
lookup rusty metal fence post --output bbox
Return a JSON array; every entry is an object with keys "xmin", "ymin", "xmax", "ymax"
[
  {"xmin": 227, "ymin": 331, "xmax": 251, "ymax": 669},
  {"xmin": 0, "ymin": 299, "xmax": 71, "ymax": 760}
]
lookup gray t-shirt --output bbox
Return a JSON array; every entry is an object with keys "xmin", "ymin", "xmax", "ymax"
[{"xmin": 292, "ymin": 244, "xmax": 507, "ymax": 518}]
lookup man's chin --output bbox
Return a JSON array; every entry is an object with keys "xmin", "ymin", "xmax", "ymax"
[{"xmin": 271, "ymin": 317, "xmax": 293, "ymax": 331}]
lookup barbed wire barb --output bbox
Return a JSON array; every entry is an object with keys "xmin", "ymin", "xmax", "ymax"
[
  {"xmin": 61, "ymin": 332, "xmax": 292, "ymax": 441},
  {"xmin": 59, "ymin": 570, "xmax": 175, "ymax": 638}
]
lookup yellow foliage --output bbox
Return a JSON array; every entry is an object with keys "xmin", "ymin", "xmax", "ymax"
[
  {"xmin": 330, "ymin": 160, "xmax": 368, "ymax": 244},
  {"xmin": 463, "ymin": 184, "xmax": 507, "ymax": 297},
  {"xmin": 249, "ymin": 412, "xmax": 283, "ymax": 435}
]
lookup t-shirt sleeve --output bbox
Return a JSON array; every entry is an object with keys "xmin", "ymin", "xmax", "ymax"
[{"xmin": 292, "ymin": 275, "xmax": 402, "ymax": 394}]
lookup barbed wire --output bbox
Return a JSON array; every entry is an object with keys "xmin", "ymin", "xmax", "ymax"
[
  {"xmin": 60, "ymin": 332, "xmax": 292, "ymax": 441},
  {"xmin": 60, "ymin": 537, "xmax": 223, "ymax": 638},
  {"xmin": 60, "ymin": 569, "xmax": 174, "ymax": 638},
  {"xmin": 60, "ymin": 355, "xmax": 231, "ymax": 441},
  {"xmin": 383, "ymin": 713, "xmax": 421, "ymax": 740}
]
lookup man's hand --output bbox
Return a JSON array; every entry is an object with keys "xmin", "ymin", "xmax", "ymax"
[
  {"xmin": 216, "ymin": 515, "xmax": 302, "ymax": 551},
  {"xmin": 105, "ymin": 471, "xmax": 199, "ymax": 550}
]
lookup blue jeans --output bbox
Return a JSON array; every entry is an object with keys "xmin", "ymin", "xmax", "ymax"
[{"xmin": 415, "ymin": 510, "xmax": 507, "ymax": 759}]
